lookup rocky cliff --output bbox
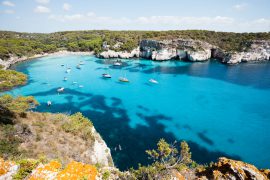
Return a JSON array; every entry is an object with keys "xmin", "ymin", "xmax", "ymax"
[
  {"xmin": 197, "ymin": 157, "xmax": 270, "ymax": 180},
  {"xmin": 99, "ymin": 39, "xmax": 270, "ymax": 64}
]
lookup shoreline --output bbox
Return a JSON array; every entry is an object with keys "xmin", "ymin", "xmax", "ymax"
[{"xmin": 0, "ymin": 50, "xmax": 94, "ymax": 70}]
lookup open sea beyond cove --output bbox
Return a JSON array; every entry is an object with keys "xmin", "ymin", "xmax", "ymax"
[{"xmin": 7, "ymin": 55, "xmax": 270, "ymax": 170}]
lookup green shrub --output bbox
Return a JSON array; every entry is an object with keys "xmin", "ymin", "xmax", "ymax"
[
  {"xmin": 61, "ymin": 112, "xmax": 93, "ymax": 140},
  {"xmin": 130, "ymin": 139, "xmax": 194, "ymax": 179},
  {"xmin": 0, "ymin": 94, "xmax": 39, "ymax": 115},
  {"xmin": 13, "ymin": 159, "xmax": 40, "ymax": 180},
  {"xmin": 0, "ymin": 70, "xmax": 27, "ymax": 92}
]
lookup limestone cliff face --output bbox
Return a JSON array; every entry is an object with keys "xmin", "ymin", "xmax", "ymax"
[
  {"xmin": 220, "ymin": 40, "xmax": 270, "ymax": 64},
  {"xmin": 139, "ymin": 39, "xmax": 213, "ymax": 61},
  {"xmin": 99, "ymin": 48, "xmax": 140, "ymax": 59},
  {"xmin": 98, "ymin": 39, "xmax": 270, "ymax": 64}
]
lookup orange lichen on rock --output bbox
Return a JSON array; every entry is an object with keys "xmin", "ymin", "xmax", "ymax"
[
  {"xmin": 0, "ymin": 158, "xmax": 16, "ymax": 176},
  {"xmin": 28, "ymin": 160, "xmax": 61, "ymax": 180},
  {"xmin": 57, "ymin": 161, "xmax": 97, "ymax": 180}
]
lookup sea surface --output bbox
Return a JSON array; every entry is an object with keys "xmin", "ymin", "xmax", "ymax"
[{"xmin": 7, "ymin": 55, "xmax": 270, "ymax": 170}]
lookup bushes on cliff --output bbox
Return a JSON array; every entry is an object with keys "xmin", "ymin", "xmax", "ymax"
[
  {"xmin": 0, "ymin": 70, "xmax": 27, "ymax": 92},
  {"xmin": 0, "ymin": 94, "xmax": 39, "ymax": 124},
  {"xmin": 129, "ymin": 139, "xmax": 193, "ymax": 179},
  {"xmin": 61, "ymin": 112, "xmax": 94, "ymax": 140}
]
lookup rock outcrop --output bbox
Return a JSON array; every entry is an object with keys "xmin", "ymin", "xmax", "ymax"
[
  {"xmin": 220, "ymin": 40, "xmax": 270, "ymax": 64},
  {"xmin": 99, "ymin": 48, "xmax": 140, "ymax": 59},
  {"xmin": 197, "ymin": 157, "xmax": 269, "ymax": 180},
  {"xmin": 98, "ymin": 39, "xmax": 270, "ymax": 64},
  {"xmin": 139, "ymin": 39, "xmax": 213, "ymax": 61}
]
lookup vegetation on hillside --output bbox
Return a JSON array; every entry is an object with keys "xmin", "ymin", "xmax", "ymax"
[
  {"xmin": 0, "ymin": 70, "xmax": 27, "ymax": 92},
  {"xmin": 0, "ymin": 30, "xmax": 269, "ymax": 60},
  {"xmin": 0, "ymin": 95, "xmax": 113, "ymax": 167}
]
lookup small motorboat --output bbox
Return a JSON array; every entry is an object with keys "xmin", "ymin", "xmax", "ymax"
[
  {"xmin": 149, "ymin": 78, "xmax": 158, "ymax": 84},
  {"xmin": 72, "ymin": 81, "xmax": 78, "ymax": 84},
  {"xmin": 47, "ymin": 101, "xmax": 52, "ymax": 106},
  {"xmin": 57, "ymin": 87, "xmax": 64, "ymax": 93},
  {"xmin": 119, "ymin": 77, "xmax": 129, "ymax": 82},
  {"xmin": 66, "ymin": 69, "xmax": 71, "ymax": 73},
  {"xmin": 119, "ymin": 144, "xmax": 122, "ymax": 151},
  {"xmin": 102, "ymin": 73, "xmax": 112, "ymax": 78},
  {"xmin": 64, "ymin": 77, "xmax": 68, "ymax": 81},
  {"xmin": 79, "ymin": 61, "xmax": 84, "ymax": 65},
  {"xmin": 61, "ymin": 64, "xmax": 65, "ymax": 67},
  {"xmin": 76, "ymin": 65, "xmax": 81, "ymax": 69},
  {"xmin": 79, "ymin": 85, "xmax": 84, "ymax": 88},
  {"xmin": 113, "ymin": 62, "xmax": 122, "ymax": 66}
]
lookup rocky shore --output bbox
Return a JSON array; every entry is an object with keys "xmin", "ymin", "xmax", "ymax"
[
  {"xmin": 98, "ymin": 39, "xmax": 270, "ymax": 64},
  {"xmin": 1, "ymin": 39, "xmax": 269, "ymax": 70},
  {"xmin": 0, "ymin": 50, "xmax": 94, "ymax": 70}
]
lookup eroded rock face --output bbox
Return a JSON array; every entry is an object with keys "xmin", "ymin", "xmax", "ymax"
[
  {"xmin": 99, "ymin": 39, "xmax": 270, "ymax": 64},
  {"xmin": 139, "ymin": 39, "xmax": 214, "ymax": 61},
  {"xmin": 197, "ymin": 157, "xmax": 269, "ymax": 180},
  {"xmin": 215, "ymin": 40, "xmax": 270, "ymax": 64},
  {"xmin": 99, "ymin": 48, "xmax": 140, "ymax": 59},
  {"xmin": 188, "ymin": 50, "xmax": 211, "ymax": 61}
]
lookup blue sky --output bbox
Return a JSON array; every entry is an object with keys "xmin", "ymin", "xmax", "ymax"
[{"xmin": 0, "ymin": 0, "xmax": 269, "ymax": 33}]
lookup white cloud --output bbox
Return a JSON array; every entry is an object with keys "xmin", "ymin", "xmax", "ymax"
[
  {"xmin": 47, "ymin": 12, "xmax": 270, "ymax": 32},
  {"xmin": 233, "ymin": 3, "xmax": 248, "ymax": 11},
  {"xmin": 34, "ymin": 6, "xmax": 51, "ymax": 13},
  {"xmin": 2, "ymin": 1, "xmax": 15, "ymax": 7},
  {"xmin": 49, "ymin": 14, "xmax": 84, "ymax": 22},
  {"xmin": 3, "ymin": 9, "xmax": 15, "ymax": 14},
  {"xmin": 36, "ymin": 0, "xmax": 50, "ymax": 4},
  {"xmin": 136, "ymin": 16, "xmax": 234, "ymax": 26},
  {"xmin": 63, "ymin": 3, "xmax": 71, "ymax": 11}
]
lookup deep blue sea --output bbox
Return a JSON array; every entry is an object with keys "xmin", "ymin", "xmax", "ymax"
[{"xmin": 7, "ymin": 55, "xmax": 270, "ymax": 170}]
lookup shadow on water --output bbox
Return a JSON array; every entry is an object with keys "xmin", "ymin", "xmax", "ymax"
[{"xmin": 32, "ymin": 88, "xmax": 241, "ymax": 170}]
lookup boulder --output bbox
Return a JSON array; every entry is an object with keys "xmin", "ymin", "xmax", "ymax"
[{"xmin": 197, "ymin": 157, "xmax": 269, "ymax": 180}]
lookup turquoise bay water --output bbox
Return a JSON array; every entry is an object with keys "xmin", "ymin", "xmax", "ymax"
[{"xmin": 7, "ymin": 55, "xmax": 270, "ymax": 170}]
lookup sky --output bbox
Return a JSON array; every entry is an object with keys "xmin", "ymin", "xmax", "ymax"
[{"xmin": 0, "ymin": 0, "xmax": 269, "ymax": 33}]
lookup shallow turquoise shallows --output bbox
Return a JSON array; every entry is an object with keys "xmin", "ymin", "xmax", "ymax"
[{"xmin": 7, "ymin": 55, "xmax": 270, "ymax": 170}]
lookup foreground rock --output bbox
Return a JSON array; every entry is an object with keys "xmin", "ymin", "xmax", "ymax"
[
  {"xmin": 0, "ymin": 112, "xmax": 113, "ymax": 167},
  {"xmin": 197, "ymin": 157, "xmax": 269, "ymax": 180}
]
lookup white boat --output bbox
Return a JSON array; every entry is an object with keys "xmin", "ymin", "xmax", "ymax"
[
  {"xmin": 76, "ymin": 65, "xmax": 81, "ymax": 69},
  {"xmin": 72, "ymin": 81, "xmax": 78, "ymax": 84},
  {"xmin": 57, "ymin": 87, "xmax": 64, "ymax": 93},
  {"xmin": 79, "ymin": 85, "xmax": 84, "ymax": 88},
  {"xmin": 113, "ymin": 62, "xmax": 122, "ymax": 66},
  {"xmin": 149, "ymin": 78, "xmax": 158, "ymax": 84},
  {"xmin": 64, "ymin": 77, "xmax": 68, "ymax": 81},
  {"xmin": 66, "ymin": 69, "xmax": 71, "ymax": 73},
  {"xmin": 47, "ymin": 101, "xmax": 52, "ymax": 106},
  {"xmin": 102, "ymin": 73, "xmax": 112, "ymax": 78},
  {"xmin": 79, "ymin": 61, "xmax": 84, "ymax": 65},
  {"xmin": 119, "ymin": 77, "xmax": 129, "ymax": 82}
]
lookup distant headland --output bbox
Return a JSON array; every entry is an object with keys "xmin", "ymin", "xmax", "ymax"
[{"xmin": 0, "ymin": 30, "xmax": 270, "ymax": 69}]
